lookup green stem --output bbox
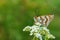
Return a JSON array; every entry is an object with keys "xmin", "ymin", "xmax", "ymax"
[
  {"xmin": 32, "ymin": 36, "xmax": 35, "ymax": 40},
  {"xmin": 45, "ymin": 37, "xmax": 48, "ymax": 40}
]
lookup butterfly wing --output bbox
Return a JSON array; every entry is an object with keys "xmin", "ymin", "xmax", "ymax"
[{"xmin": 34, "ymin": 15, "xmax": 54, "ymax": 27}]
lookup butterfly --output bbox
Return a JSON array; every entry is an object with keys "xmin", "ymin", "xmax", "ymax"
[{"xmin": 34, "ymin": 15, "xmax": 54, "ymax": 27}]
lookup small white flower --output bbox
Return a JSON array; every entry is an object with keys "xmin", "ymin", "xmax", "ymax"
[
  {"xmin": 30, "ymin": 30, "xmax": 34, "ymax": 36},
  {"xmin": 35, "ymin": 22, "xmax": 41, "ymax": 26},
  {"xmin": 23, "ymin": 26, "xmax": 31, "ymax": 31},
  {"xmin": 23, "ymin": 28, "xmax": 26, "ymax": 31},
  {"xmin": 34, "ymin": 33, "xmax": 42, "ymax": 40},
  {"xmin": 30, "ymin": 32, "xmax": 33, "ymax": 36},
  {"xmin": 29, "ymin": 25, "xmax": 39, "ymax": 36},
  {"xmin": 42, "ymin": 27, "xmax": 50, "ymax": 34},
  {"xmin": 47, "ymin": 34, "xmax": 55, "ymax": 39}
]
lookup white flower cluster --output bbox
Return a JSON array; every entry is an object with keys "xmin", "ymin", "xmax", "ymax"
[{"xmin": 23, "ymin": 22, "xmax": 55, "ymax": 40}]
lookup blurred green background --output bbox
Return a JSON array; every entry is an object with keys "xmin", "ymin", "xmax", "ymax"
[{"xmin": 0, "ymin": 0, "xmax": 60, "ymax": 40}]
